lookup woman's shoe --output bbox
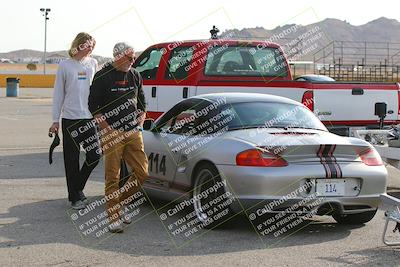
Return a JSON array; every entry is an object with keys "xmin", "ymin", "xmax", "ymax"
[{"xmin": 108, "ymin": 221, "xmax": 124, "ymax": 233}]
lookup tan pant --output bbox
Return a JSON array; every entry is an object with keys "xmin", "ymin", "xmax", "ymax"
[{"xmin": 101, "ymin": 129, "xmax": 148, "ymax": 224}]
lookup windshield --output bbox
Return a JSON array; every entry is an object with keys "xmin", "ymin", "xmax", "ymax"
[{"xmin": 220, "ymin": 102, "xmax": 327, "ymax": 131}]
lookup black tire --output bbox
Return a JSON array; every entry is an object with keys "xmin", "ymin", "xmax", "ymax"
[
  {"xmin": 192, "ymin": 163, "xmax": 233, "ymax": 229},
  {"xmin": 332, "ymin": 209, "xmax": 377, "ymax": 225}
]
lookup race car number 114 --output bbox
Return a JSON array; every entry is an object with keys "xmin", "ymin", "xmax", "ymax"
[
  {"xmin": 316, "ymin": 179, "xmax": 346, "ymax": 196},
  {"xmin": 148, "ymin": 153, "xmax": 166, "ymax": 175}
]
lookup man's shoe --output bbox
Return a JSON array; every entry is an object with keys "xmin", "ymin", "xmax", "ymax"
[
  {"xmin": 78, "ymin": 191, "xmax": 89, "ymax": 205},
  {"xmin": 108, "ymin": 222, "xmax": 124, "ymax": 233},
  {"xmin": 81, "ymin": 197, "xmax": 89, "ymax": 205},
  {"xmin": 71, "ymin": 200, "xmax": 86, "ymax": 210},
  {"xmin": 122, "ymin": 214, "xmax": 132, "ymax": 224}
]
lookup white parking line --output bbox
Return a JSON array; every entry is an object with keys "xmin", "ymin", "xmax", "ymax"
[
  {"xmin": 0, "ymin": 147, "xmax": 49, "ymax": 151},
  {"xmin": 0, "ymin": 116, "xmax": 18, "ymax": 121}
]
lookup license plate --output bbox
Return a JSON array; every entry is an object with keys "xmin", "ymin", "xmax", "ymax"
[{"xmin": 316, "ymin": 179, "xmax": 346, "ymax": 196}]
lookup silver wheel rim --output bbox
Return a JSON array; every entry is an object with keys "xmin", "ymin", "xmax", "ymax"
[{"xmin": 193, "ymin": 169, "xmax": 216, "ymax": 224}]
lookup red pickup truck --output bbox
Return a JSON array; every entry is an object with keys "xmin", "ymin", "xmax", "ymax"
[{"xmin": 133, "ymin": 39, "xmax": 400, "ymax": 136}]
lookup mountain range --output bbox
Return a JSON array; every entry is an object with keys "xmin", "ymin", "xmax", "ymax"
[
  {"xmin": 220, "ymin": 17, "xmax": 400, "ymax": 63},
  {"xmin": 2, "ymin": 17, "xmax": 400, "ymax": 63},
  {"xmin": 219, "ymin": 17, "xmax": 400, "ymax": 43},
  {"xmin": 0, "ymin": 49, "xmax": 110, "ymax": 64}
]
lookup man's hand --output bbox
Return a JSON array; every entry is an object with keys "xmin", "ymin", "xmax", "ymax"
[
  {"xmin": 137, "ymin": 112, "xmax": 146, "ymax": 127},
  {"xmin": 94, "ymin": 114, "xmax": 110, "ymax": 130}
]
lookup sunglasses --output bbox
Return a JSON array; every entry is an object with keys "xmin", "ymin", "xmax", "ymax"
[{"xmin": 125, "ymin": 55, "xmax": 135, "ymax": 62}]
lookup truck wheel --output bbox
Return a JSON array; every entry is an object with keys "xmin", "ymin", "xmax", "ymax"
[
  {"xmin": 332, "ymin": 210, "xmax": 377, "ymax": 225},
  {"xmin": 192, "ymin": 163, "xmax": 233, "ymax": 229}
]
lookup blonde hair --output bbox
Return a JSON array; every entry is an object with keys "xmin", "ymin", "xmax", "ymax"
[{"xmin": 68, "ymin": 32, "xmax": 96, "ymax": 57}]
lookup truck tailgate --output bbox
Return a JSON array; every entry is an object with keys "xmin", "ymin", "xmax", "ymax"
[{"xmin": 311, "ymin": 83, "xmax": 399, "ymax": 123}]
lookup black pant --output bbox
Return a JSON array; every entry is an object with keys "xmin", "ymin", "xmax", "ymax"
[{"xmin": 62, "ymin": 118, "xmax": 101, "ymax": 202}]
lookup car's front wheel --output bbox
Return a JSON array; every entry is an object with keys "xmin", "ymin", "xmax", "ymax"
[
  {"xmin": 192, "ymin": 163, "xmax": 233, "ymax": 229},
  {"xmin": 332, "ymin": 209, "xmax": 377, "ymax": 224}
]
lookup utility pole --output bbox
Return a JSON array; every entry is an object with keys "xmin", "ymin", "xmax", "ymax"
[{"xmin": 40, "ymin": 8, "xmax": 50, "ymax": 74}]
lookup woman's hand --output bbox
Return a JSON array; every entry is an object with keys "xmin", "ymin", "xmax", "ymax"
[{"xmin": 49, "ymin": 122, "xmax": 60, "ymax": 135}]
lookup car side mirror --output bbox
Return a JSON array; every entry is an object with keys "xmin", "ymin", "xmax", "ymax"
[
  {"xmin": 375, "ymin": 102, "xmax": 387, "ymax": 117},
  {"xmin": 375, "ymin": 102, "xmax": 387, "ymax": 129},
  {"xmin": 143, "ymin": 119, "xmax": 155, "ymax": 131}
]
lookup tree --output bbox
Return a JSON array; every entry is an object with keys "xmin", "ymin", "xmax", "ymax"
[{"xmin": 27, "ymin": 63, "xmax": 37, "ymax": 71}]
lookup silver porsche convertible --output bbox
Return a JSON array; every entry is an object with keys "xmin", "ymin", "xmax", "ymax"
[{"xmin": 142, "ymin": 93, "xmax": 387, "ymax": 227}]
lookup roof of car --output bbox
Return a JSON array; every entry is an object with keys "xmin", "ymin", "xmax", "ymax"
[
  {"xmin": 148, "ymin": 39, "xmax": 282, "ymax": 49},
  {"xmin": 193, "ymin": 93, "xmax": 302, "ymax": 106}
]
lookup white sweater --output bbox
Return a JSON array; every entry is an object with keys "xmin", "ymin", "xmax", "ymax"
[{"xmin": 52, "ymin": 57, "xmax": 98, "ymax": 122}]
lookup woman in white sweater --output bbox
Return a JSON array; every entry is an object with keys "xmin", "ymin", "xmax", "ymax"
[{"xmin": 49, "ymin": 32, "xmax": 101, "ymax": 210}]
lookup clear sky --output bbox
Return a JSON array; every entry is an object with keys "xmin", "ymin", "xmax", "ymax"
[{"xmin": 2, "ymin": 0, "xmax": 399, "ymax": 57}]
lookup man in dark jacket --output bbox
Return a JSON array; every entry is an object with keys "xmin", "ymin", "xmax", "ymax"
[{"xmin": 89, "ymin": 42, "xmax": 148, "ymax": 233}]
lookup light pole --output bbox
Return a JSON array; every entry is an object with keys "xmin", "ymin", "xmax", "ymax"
[{"xmin": 40, "ymin": 8, "xmax": 50, "ymax": 74}]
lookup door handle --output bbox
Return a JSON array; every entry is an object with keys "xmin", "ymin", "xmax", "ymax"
[
  {"xmin": 152, "ymin": 87, "xmax": 156, "ymax": 98},
  {"xmin": 183, "ymin": 87, "xmax": 188, "ymax": 98},
  {"xmin": 352, "ymin": 88, "xmax": 364, "ymax": 95},
  {"xmin": 318, "ymin": 111, "xmax": 332, "ymax": 116}
]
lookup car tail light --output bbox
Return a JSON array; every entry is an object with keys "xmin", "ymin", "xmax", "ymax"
[
  {"xmin": 236, "ymin": 149, "xmax": 288, "ymax": 167},
  {"xmin": 357, "ymin": 147, "xmax": 383, "ymax": 166},
  {"xmin": 302, "ymin": 90, "xmax": 314, "ymax": 111}
]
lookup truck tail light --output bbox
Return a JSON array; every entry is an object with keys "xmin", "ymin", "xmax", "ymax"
[
  {"xmin": 302, "ymin": 90, "xmax": 314, "ymax": 111},
  {"xmin": 356, "ymin": 147, "xmax": 383, "ymax": 166},
  {"xmin": 236, "ymin": 149, "xmax": 288, "ymax": 167},
  {"xmin": 398, "ymin": 91, "xmax": 400, "ymax": 116}
]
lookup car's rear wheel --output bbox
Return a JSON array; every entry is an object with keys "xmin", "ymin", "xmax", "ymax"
[
  {"xmin": 192, "ymin": 163, "xmax": 233, "ymax": 229},
  {"xmin": 332, "ymin": 209, "xmax": 377, "ymax": 224}
]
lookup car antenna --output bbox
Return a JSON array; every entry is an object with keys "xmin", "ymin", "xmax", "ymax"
[{"xmin": 210, "ymin": 25, "xmax": 219, "ymax": 39}]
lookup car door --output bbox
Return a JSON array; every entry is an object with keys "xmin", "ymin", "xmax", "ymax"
[
  {"xmin": 159, "ymin": 99, "xmax": 217, "ymax": 192},
  {"xmin": 143, "ymin": 123, "xmax": 181, "ymax": 191},
  {"xmin": 156, "ymin": 46, "xmax": 196, "ymax": 112},
  {"xmin": 143, "ymin": 99, "xmax": 198, "ymax": 191},
  {"xmin": 144, "ymin": 98, "xmax": 211, "ymax": 192},
  {"xmin": 134, "ymin": 47, "xmax": 164, "ymax": 115}
]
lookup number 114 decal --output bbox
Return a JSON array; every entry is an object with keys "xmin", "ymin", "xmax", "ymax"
[{"xmin": 148, "ymin": 152, "xmax": 166, "ymax": 175}]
